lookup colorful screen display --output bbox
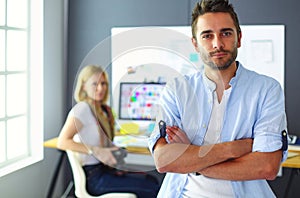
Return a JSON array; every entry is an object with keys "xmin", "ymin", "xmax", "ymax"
[{"xmin": 119, "ymin": 82, "xmax": 165, "ymax": 120}]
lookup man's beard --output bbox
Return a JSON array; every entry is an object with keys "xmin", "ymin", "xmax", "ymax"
[{"xmin": 201, "ymin": 48, "xmax": 238, "ymax": 71}]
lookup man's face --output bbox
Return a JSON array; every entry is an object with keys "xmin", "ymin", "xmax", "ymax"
[{"xmin": 192, "ymin": 12, "xmax": 241, "ymax": 70}]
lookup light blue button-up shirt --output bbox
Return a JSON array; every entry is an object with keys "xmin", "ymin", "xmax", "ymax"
[{"xmin": 148, "ymin": 62, "xmax": 288, "ymax": 198}]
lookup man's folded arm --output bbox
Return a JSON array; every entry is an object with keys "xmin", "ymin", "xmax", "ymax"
[
  {"xmin": 153, "ymin": 137, "xmax": 253, "ymax": 174},
  {"xmin": 198, "ymin": 149, "xmax": 282, "ymax": 181}
]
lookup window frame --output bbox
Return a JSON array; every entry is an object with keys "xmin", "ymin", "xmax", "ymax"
[{"xmin": 0, "ymin": 0, "xmax": 43, "ymax": 177}]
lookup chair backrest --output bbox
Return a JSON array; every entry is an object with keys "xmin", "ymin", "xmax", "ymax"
[{"xmin": 66, "ymin": 150, "xmax": 137, "ymax": 198}]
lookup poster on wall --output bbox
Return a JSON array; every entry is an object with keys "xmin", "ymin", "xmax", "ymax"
[{"xmin": 237, "ymin": 25, "xmax": 284, "ymax": 89}]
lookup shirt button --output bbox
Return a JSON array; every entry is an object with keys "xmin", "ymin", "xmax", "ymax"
[{"xmin": 202, "ymin": 124, "xmax": 206, "ymax": 128}]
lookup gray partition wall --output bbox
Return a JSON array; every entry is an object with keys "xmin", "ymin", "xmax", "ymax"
[{"xmin": 68, "ymin": 0, "xmax": 300, "ymax": 197}]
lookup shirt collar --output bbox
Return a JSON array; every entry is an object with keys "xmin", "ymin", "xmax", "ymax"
[
  {"xmin": 202, "ymin": 71, "xmax": 216, "ymax": 92},
  {"xmin": 202, "ymin": 61, "xmax": 242, "ymax": 91},
  {"xmin": 229, "ymin": 61, "xmax": 242, "ymax": 87}
]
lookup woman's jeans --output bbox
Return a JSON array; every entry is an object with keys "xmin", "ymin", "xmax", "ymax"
[{"xmin": 83, "ymin": 163, "xmax": 160, "ymax": 198}]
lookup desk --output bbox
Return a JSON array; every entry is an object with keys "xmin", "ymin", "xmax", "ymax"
[
  {"xmin": 44, "ymin": 137, "xmax": 155, "ymax": 166},
  {"xmin": 281, "ymin": 148, "xmax": 300, "ymax": 197},
  {"xmin": 44, "ymin": 137, "xmax": 59, "ymax": 149},
  {"xmin": 113, "ymin": 134, "xmax": 155, "ymax": 167},
  {"xmin": 282, "ymin": 151, "xmax": 300, "ymax": 168}
]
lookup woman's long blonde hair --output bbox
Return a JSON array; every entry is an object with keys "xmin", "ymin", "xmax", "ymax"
[
  {"xmin": 74, "ymin": 65, "xmax": 109, "ymax": 103},
  {"xmin": 74, "ymin": 65, "xmax": 114, "ymax": 141}
]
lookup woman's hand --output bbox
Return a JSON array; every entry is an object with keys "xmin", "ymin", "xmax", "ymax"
[
  {"xmin": 91, "ymin": 146, "xmax": 119, "ymax": 166},
  {"xmin": 166, "ymin": 126, "xmax": 190, "ymax": 144}
]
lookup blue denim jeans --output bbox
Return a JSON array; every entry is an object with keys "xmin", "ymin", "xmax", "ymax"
[{"xmin": 83, "ymin": 163, "xmax": 160, "ymax": 198}]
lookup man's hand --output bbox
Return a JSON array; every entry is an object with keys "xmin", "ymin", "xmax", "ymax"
[{"xmin": 166, "ymin": 126, "xmax": 191, "ymax": 144}]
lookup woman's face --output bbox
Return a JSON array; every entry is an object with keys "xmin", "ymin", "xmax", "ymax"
[{"xmin": 83, "ymin": 72, "xmax": 107, "ymax": 102}]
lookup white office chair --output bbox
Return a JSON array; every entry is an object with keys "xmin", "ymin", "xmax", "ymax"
[{"xmin": 66, "ymin": 150, "xmax": 137, "ymax": 198}]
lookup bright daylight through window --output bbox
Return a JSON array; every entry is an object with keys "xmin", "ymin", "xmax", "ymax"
[{"xmin": 0, "ymin": 0, "xmax": 43, "ymax": 177}]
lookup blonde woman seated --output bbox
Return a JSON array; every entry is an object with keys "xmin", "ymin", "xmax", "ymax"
[{"xmin": 57, "ymin": 65, "xmax": 159, "ymax": 197}]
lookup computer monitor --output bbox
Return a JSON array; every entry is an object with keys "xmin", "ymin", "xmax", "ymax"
[{"xmin": 118, "ymin": 82, "xmax": 165, "ymax": 121}]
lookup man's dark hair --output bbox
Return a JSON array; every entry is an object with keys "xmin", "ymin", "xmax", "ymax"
[{"xmin": 191, "ymin": 0, "xmax": 241, "ymax": 39}]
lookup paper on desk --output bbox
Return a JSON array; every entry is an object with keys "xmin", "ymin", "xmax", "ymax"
[
  {"xmin": 288, "ymin": 145, "xmax": 300, "ymax": 151},
  {"xmin": 113, "ymin": 135, "xmax": 149, "ymax": 148}
]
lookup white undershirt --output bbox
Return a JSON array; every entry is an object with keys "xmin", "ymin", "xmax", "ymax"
[{"xmin": 182, "ymin": 88, "xmax": 234, "ymax": 198}]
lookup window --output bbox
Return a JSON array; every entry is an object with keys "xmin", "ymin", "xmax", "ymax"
[{"xmin": 0, "ymin": 0, "xmax": 43, "ymax": 177}]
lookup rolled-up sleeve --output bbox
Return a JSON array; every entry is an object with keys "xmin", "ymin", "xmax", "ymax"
[{"xmin": 252, "ymin": 81, "xmax": 288, "ymax": 161}]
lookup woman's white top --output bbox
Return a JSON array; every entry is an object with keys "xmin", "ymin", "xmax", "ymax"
[{"xmin": 69, "ymin": 102, "xmax": 101, "ymax": 165}]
